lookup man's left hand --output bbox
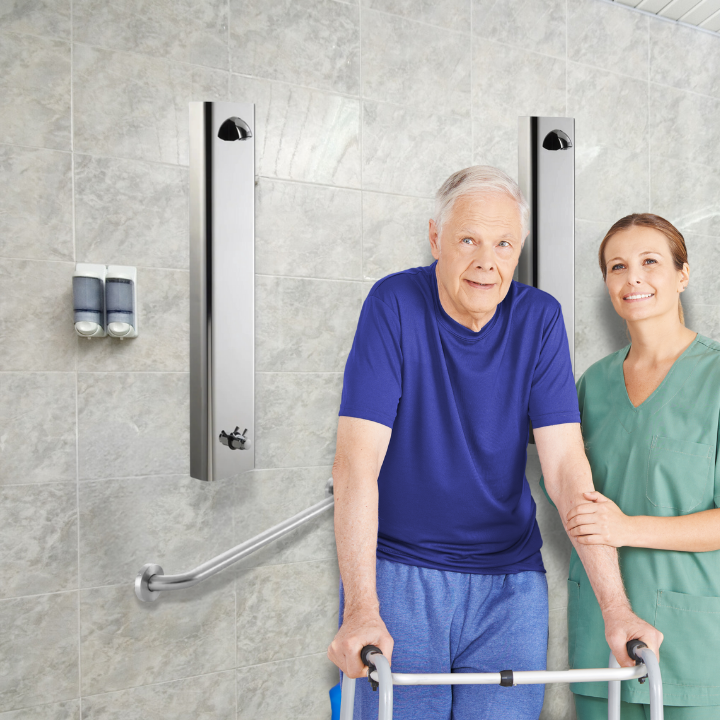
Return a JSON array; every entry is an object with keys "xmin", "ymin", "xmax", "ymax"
[{"xmin": 603, "ymin": 604, "xmax": 664, "ymax": 667}]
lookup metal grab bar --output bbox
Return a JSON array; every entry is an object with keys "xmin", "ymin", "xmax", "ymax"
[
  {"xmin": 342, "ymin": 642, "xmax": 663, "ymax": 720},
  {"xmin": 135, "ymin": 478, "xmax": 334, "ymax": 602}
]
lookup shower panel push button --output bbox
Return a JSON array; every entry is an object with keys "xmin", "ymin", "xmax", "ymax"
[{"xmin": 219, "ymin": 427, "xmax": 250, "ymax": 450}]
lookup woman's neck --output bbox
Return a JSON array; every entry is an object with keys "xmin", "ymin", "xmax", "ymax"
[{"xmin": 626, "ymin": 312, "xmax": 696, "ymax": 366}]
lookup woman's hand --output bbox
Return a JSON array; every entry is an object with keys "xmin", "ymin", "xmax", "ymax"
[{"xmin": 566, "ymin": 491, "xmax": 636, "ymax": 547}]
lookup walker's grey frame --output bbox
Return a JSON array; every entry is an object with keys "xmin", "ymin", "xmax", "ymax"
[
  {"xmin": 518, "ymin": 116, "xmax": 575, "ymax": 372},
  {"xmin": 190, "ymin": 100, "xmax": 255, "ymax": 482},
  {"xmin": 342, "ymin": 646, "xmax": 664, "ymax": 720},
  {"xmin": 135, "ymin": 479, "xmax": 334, "ymax": 601}
]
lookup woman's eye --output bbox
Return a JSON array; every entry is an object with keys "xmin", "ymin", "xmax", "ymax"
[
  {"xmin": 644, "ymin": 258, "xmax": 657, "ymax": 265},
  {"xmin": 611, "ymin": 263, "xmax": 624, "ymax": 271}
]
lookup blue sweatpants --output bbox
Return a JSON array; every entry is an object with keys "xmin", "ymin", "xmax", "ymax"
[{"xmin": 340, "ymin": 559, "xmax": 548, "ymax": 720}]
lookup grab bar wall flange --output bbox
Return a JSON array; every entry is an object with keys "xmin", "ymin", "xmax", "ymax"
[{"xmin": 134, "ymin": 480, "xmax": 334, "ymax": 602}]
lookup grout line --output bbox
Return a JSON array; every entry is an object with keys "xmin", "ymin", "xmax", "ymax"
[
  {"xmin": 360, "ymin": 3, "xmax": 470, "ymax": 36},
  {"xmin": 359, "ymin": 0, "xmax": 365, "ymax": 280}
]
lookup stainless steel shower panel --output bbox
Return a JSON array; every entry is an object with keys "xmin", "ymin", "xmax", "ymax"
[
  {"xmin": 518, "ymin": 116, "xmax": 575, "ymax": 372},
  {"xmin": 189, "ymin": 101, "xmax": 255, "ymax": 481}
]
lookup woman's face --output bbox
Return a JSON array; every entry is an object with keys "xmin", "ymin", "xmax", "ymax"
[{"xmin": 603, "ymin": 226, "xmax": 689, "ymax": 324}]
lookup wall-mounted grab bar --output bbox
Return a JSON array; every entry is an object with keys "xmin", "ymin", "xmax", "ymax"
[{"xmin": 135, "ymin": 479, "xmax": 335, "ymax": 602}]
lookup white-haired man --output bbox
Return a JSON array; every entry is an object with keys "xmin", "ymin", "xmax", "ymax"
[{"xmin": 328, "ymin": 166, "xmax": 662, "ymax": 719}]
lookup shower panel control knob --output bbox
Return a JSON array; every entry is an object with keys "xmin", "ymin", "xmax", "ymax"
[{"xmin": 219, "ymin": 427, "xmax": 250, "ymax": 450}]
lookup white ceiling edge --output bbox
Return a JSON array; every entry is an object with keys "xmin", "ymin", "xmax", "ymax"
[{"xmin": 599, "ymin": 0, "xmax": 720, "ymax": 37}]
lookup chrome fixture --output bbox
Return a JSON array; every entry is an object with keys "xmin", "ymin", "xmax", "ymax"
[
  {"xmin": 517, "ymin": 116, "xmax": 575, "ymax": 372},
  {"xmin": 135, "ymin": 479, "xmax": 335, "ymax": 601},
  {"xmin": 189, "ymin": 101, "xmax": 255, "ymax": 481}
]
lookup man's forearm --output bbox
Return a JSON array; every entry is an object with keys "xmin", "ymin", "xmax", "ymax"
[
  {"xmin": 334, "ymin": 461, "xmax": 381, "ymax": 615},
  {"xmin": 548, "ymin": 452, "xmax": 630, "ymax": 613}
]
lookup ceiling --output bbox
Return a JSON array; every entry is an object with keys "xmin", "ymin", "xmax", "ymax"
[{"xmin": 613, "ymin": 0, "xmax": 720, "ymax": 33}]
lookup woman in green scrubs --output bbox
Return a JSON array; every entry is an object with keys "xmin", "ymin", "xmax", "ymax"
[{"xmin": 564, "ymin": 213, "xmax": 720, "ymax": 719}]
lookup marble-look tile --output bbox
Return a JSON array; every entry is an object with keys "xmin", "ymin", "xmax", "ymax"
[
  {"xmin": 230, "ymin": 75, "xmax": 361, "ymax": 188},
  {"xmin": 0, "ymin": 592, "xmax": 78, "ymax": 712},
  {"xmin": 0, "ymin": 0, "xmax": 70, "ymax": 38},
  {"xmin": 684, "ymin": 304, "xmax": 720, "ymax": 343},
  {"xmin": 82, "ymin": 671, "xmax": 235, "ymax": 720},
  {"xmin": 526, "ymin": 448, "xmax": 571, "ymax": 612},
  {"xmin": 73, "ymin": 0, "xmax": 228, "ymax": 70},
  {"xmin": 77, "ymin": 269, "xmax": 189, "ymax": 373},
  {"xmin": 567, "ymin": 0, "xmax": 647, "ymax": 80},
  {"xmin": 472, "ymin": 0, "xmax": 566, "ymax": 59},
  {"xmin": 650, "ymin": 18, "xmax": 720, "ymax": 100},
  {"xmin": 77, "ymin": 373, "xmax": 189, "ymax": 479},
  {"xmin": 236, "ymin": 653, "xmax": 338, "ymax": 720},
  {"xmin": 237, "ymin": 560, "xmax": 339, "ymax": 667},
  {"xmin": 73, "ymin": 44, "xmax": 227, "ymax": 166},
  {"xmin": 74, "ymin": 155, "xmax": 189, "ymax": 270},
  {"xmin": 0, "ymin": 33, "xmax": 70, "ymax": 150},
  {"xmin": 362, "ymin": 192, "xmax": 435, "ymax": 280},
  {"xmin": 230, "ymin": 0, "xmax": 359, "ymax": 95},
  {"xmin": 0, "ymin": 146, "xmax": 73, "ymax": 262},
  {"xmin": 362, "ymin": 101, "xmax": 471, "ymax": 196},
  {"xmin": 79, "ymin": 578, "xmax": 235, "ymax": 695},
  {"xmin": 0, "ymin": 260, "xmax": 76, "ymax": 372},
  {"xmin": 234, "ymin": 466, "xmax": 335, "ymax": 569},
  {"xmin": 362, "ymin": 10, "xmax": 470, "ymax": 118},
  {"xmin": 683, "ymin": 234, "xmax": 720, "ymax": 307},
  {"xmin": 574, "ymin": 293, "xmax": 628, "ymax": 378},
  {"xmin": 472, "ymin": 41, "xmax": 565, "ymax": 177},
  {"xmin": 575, "ymin": 145, "xmax": 648, "ymax": 225},
  {"xmin": 651, "ymin": 156, "xmax": 720, "ymax": 238},
  {"xmin": 0, "ymin": 700, "xmax": 80, "ymax": 720},
  {"xmin": 575, "ymin": 219, "xmax": 611, "ymax": 299},
  {"xmin": 79, "ymin": 475, "xmax": 234, "ymax": 587},
  {"xmin": 254, "ymin": 372, "xmax": 342, "ymax": 468},
  {"xmin": 568, "ymin": 63, "xmax": 647, "ymax": 153},
  {"xmin": 0, "ymin": 484, "xmax": 77, "ymax": 599},
  {"xmin": 256, "ymin": 277, "xmax": 362, "ymax": 373},
  {"xmin": 361, "ymin": 0, "xmax": 470, "ymax": 31},
  {"xmin": 255, "ymin": 179, "xmax": 362, "ymax": 279},
  {"xmin": 0, "ymin": 373, "xmax": 76, "ymax": 485},
  {"xmin": 650, "ymin": 84, "xmax": 720, "ymax": 170},
  {"xmin": 541, "ymin": 607, "xmax": 574, "ymax": 720}
]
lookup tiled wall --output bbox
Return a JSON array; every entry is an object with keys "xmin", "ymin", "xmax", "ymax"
[{"xmin": 2, "ymin": 0, "xmax": 720, "ymax": 718}]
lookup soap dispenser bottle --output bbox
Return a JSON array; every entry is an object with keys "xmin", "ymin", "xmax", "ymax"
[
  {"xmin": 106, "ymin": 265, "xmax": 138, "ymax": 338},
  {"xmin": 73, "ymin": 263, "xmax": 106, "ymax": 337}
]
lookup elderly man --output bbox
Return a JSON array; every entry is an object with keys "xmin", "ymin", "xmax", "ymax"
[{"xmin": 328, "ymin": 166, "xmax": 661, "ymax": 719}]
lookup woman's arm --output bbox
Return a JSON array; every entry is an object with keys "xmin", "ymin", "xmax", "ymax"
[{"xmin": 567, "ymin": 491, "xmax": 720, "ymax": 552}]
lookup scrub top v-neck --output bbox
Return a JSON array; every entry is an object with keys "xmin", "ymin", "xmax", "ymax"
[{"xmin": 566, "ymin": 334, "xmax": 720, "ymax": 707}]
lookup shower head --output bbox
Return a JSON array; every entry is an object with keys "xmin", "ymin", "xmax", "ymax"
[
  {"xmin": 542, "ymin": 129, "xmax": 572, "ymax": 151},
  {"xmin": 218, "ymin": 116, "xmax": 252, "ymax": 141}
]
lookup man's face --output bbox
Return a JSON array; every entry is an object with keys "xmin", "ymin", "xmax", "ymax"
[{"xmin": 429, "ymin": 192, "xmax": 525, "ymax": 331}]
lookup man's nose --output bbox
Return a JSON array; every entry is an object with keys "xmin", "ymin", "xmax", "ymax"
[{"xmin": 474, "ymin": 245, "xmax": 495, "ymax": 270}]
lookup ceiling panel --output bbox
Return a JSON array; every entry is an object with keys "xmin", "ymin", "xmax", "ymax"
[{"xmin": 612, "ymin": 0, "xmax": 720, "ymax": 32}]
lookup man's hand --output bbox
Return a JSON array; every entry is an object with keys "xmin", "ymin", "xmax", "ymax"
[
  {"xmin": 567, "ymin": 491, "xmax": 637, "ymax": 548},
  {"xmin": 328, "ymin": 608, "xmax": 394, "ymax": 678},
  {"xmin": 603, "ymin": 604, "xmax": 664, "ymax": 667}
]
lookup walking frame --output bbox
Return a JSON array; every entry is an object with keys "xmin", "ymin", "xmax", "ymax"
[{"xmin": 340, "ymin": 639, "xmax": 664, "ymax": 720}]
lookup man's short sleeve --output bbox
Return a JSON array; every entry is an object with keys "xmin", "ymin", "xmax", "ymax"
[
  {"xmin": 339, "ymin": 295, "xmax": 402, "ymax": 428},
  {"xmin": 528, "ymin": 306, "xmax": 581, "ymax": 429}
]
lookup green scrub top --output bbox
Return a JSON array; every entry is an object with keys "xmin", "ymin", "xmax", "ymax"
[{"xmin": 562, "ymin": 334, "xmax": 720, "ymax": 707}]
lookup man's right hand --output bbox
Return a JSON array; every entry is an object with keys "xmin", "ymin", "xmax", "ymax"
[{"xmin": 327, "ymin": 608, "xmax": 394, "ymax": 678}]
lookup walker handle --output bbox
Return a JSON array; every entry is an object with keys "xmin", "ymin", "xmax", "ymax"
[
  {"xmin": 627, "ymin": 640, "xmax": 648, "ymax": 664},
  {"xmin": 361, "ymin": 645, "xmax": 383, "ymax": 667}
]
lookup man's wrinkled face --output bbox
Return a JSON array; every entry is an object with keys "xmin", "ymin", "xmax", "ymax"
[{"xmin": 429, "ymin": 192, "xmax": 525, "ymax": 332}]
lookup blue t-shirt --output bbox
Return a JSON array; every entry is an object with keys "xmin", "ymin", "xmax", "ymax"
[{"xmin": 339, "ymin": 262, "xmax": 580, "ymax": 575}]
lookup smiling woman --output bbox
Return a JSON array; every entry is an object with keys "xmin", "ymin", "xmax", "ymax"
[{"xmin": 562, "ymin": 212, "xmax": 720, "ymax": 719}]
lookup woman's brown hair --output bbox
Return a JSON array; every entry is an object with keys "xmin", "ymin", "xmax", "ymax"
[{"xmin": 598, "ymin": 213, "xmax": 688, "ymax": 324}]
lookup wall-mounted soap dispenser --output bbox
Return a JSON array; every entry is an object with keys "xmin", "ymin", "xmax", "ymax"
[
  {"xmin": 73, "ymin": 264, "xmax": 106, "ymax": 338},
  {"xmin": 106, "ymin": 265, "xmax": 138, "ymax": 338}
]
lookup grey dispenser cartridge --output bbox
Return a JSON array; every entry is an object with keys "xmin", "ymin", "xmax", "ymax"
[
  {"xmin": 73, "ymin": 263, "xmax": 106, "ymax": 337},
  {"xmin": 106, "ymin": 265, "xmax": 138, "ymax": 338}
]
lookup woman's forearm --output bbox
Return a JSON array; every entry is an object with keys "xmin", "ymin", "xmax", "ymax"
[{"xmin": 628, "ymin": 508, "xmax": 720, "ymax": 552}]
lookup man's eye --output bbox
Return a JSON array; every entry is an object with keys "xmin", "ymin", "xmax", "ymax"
[
  {"xmin": 461, "ymin": 237, "xmax": 473, "ymax": 245},
  {"xmin": 498, "ymin": 241, "xmax": 510, "ymax": 247}
]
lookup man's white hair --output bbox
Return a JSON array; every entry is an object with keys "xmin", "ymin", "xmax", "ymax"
[{"xmin": 434, "ymin": 165, "xmax": 529, "ymax": 239}]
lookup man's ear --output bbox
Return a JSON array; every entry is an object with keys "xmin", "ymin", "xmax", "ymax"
[{"xmin": 429, "ymin": 219, "xmax": 440, "ymax": 260}]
